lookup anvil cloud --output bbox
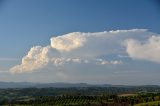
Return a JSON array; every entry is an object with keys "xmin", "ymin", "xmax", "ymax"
[{"xmin": 10, "ymin": 29, "xmax": 160, "ymax": 73}]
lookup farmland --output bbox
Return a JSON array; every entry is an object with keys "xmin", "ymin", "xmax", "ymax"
[{"xmin": 0, "ymin": 85, "xmax": 160, "ymax": 106}]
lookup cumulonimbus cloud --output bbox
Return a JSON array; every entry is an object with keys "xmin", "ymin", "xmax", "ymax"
[
  {"xmin": 10, "ymin": 29, "xmax": 160, "ymax": 73},
  {"xmin": 10, "ymin": 46, "xmax": 49, "ymax": 73}
]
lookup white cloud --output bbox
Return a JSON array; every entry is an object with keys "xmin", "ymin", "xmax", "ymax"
[
  {"xmin": 118, "ymin": 55, "xmax": 130, "ymax": 58},
  {"xmin": 10, "ymin": 29, "xmax": 160, "ymax": 73},
  {"xmin": 10, "ymin": 46, "xmax": 49, "ymax": 73},
  {"xmin": 111, "ymin": 60, "xmax": 123, "ymax": 65},
  {"xmin": 95, "ymin": 59, "xmax": 122, "ymax": 65},
  {"xmin": 50, "ymin": 32, "xmax": 86, "ymax": 52},
  {"xmin": 51, "ymin": 57, "xmax": 122, "ymax": 66},
  {"xmin": 126, "ymin": 36, "xmax": 160, "ymax": 63},
  {"xmin": 49, "ymin": 29, "xmax": 150, "ymax": 58}
]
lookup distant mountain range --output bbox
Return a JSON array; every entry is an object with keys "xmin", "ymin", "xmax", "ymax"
[{"xmin": 0, "ymin": 82, "xmax": 159, "ymax": 88}]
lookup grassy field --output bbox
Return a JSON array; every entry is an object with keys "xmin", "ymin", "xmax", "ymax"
[
  {"xmin": 118, "ymin": 93, "xmax": 137, "ymax": 97},
  {"xmin": 134, "ymin": 101, "xmax": 160, "ymax": 106}
]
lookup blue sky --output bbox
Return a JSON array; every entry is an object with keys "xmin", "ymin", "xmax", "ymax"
[
  {"xmin": 0, "ymin": 0, "xmax": 160, "ymax": 57},
  {"xmin": 0, "ymin": 0, "xmax": 160, "ymax": 84}
]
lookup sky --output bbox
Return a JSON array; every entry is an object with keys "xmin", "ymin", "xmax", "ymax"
[{"xmin": 0, "ymin": 0, "xmax": 160, "ymax": 85}]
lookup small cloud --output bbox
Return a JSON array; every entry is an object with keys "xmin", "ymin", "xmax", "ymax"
[
  {"xmin": 118, "ymin": 55, "xmax": 130, "ymax": 58},
  {"xmin": 110, "ymin": 60, "xmax": 123, "ymax": 65},
  {"xmin": 95, "ymin": 59, "xmax": 122, "ymax": 65}
]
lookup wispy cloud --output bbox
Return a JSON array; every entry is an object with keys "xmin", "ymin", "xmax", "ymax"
[
  {"xmin": 118, "ymin": 55, "xmax": 130, "ymax": 58},
  {"xmin": 113, "ymin": 70, "xmax": 139, "ymax": 74},
  {"xmin": 0, "ymin": 70, "xmax": 9, "ymax": 73},
  {"xmin": 0, "ymin": 57, "xmax": 19, "ymax": 61}
]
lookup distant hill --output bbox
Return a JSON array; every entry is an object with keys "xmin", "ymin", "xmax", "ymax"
[
  {"xmin": 0, "ymin": 82, "xmax": 159, "ymax": 88},
  {"xmin": 0, "ymin": 82, "xmax": 112, "ymax": 88},
  {"xmin": 0, "ymin": 82, "xmax": 36, "ymax": 88}
]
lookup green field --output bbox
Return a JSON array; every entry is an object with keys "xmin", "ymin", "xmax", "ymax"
[
  {"xmin": 134, "ymin": 101, "xmax": 160, "ymax": 106},
  {"xmin": 0, "ymin": 87, "xmax": 160, "ymax": 106}
]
